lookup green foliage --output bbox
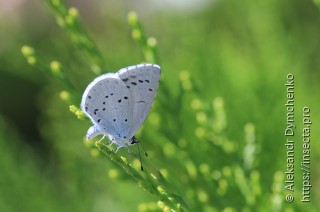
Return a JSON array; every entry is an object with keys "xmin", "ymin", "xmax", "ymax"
[{"xmin": 0, "ymin": 0, "xmax": 319, "ymax": 211}]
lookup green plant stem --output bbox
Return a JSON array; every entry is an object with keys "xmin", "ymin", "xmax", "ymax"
[
  {"xmin": 96, "ymin": 143, "xmax": 189, "ymax": 211},
  {"xmin": 46, "ymin": 0, "xmax": 106, "ymax": 74}
]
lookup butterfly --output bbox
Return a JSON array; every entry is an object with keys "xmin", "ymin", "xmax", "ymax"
[{"xmin": 81, "ymin": 64, "xmax": 160, "ymax": 152}]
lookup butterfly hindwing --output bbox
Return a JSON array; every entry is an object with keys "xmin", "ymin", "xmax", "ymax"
[{"xmin": 117, "ymin": 64, "xmax": 160, "ymax": 137}]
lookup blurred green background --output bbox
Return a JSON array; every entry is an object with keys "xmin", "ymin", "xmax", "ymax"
[{"xmin": 0, "ymin": 0, "xmax": 319, "ymax": 211}]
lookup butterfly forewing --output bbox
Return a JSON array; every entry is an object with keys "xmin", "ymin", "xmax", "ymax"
[{"xmin": 81, "ymin": 74, "xmax": 134, "ymax": 140}]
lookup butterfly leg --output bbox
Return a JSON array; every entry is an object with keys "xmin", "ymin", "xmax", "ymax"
[
  {"xmin": 114, "ymin": 145, "xmax": 124, "ymax": 153},
  {"xmin": 106, "ymin": 136, "xmax": 117, "ymax": 148},
  {"xmin": 98, "ymin": 135, "xmax": 106, "ymax": 142},
  {"xmin": 97, "ymin": 135, "xmax": 114, "ymax": 149}
]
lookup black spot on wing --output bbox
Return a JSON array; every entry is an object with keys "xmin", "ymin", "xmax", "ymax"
[{"xmin": 131, "ymin": 82, "xmax": 137, "ymax": 85}]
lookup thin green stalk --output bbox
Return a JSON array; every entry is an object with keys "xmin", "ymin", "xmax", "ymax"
[
  {"xmin": 128, "ymin": 11, "xmax": 158, "ymax": 64},
  {"xmin": 45, "ymin": 0, "xmax": 106, "ymax": 74},
  {"xmin": 142, "ymin": 159, "xmax": 191, "ymax": 211},
  {"xmin": 21, "ymin": 45, "xmax": 80, "ymax": 102},
  {"xmin": 95, "ymin": 142, "xmax": 188, "ymax": 211}
]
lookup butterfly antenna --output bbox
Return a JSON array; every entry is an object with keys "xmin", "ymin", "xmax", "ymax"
[
  {"xmin": 131, "ymin": 137, "xmax": 148, "ymax": 171},
  {"xmin": 140, "ymin": 142, "xmax": 148, "ymax": 157},
  {"xmin": 136, "ymin": 142, "xmax": 144, "ymax": 171}
]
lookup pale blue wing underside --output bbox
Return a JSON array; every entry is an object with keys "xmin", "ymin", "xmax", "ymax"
[
  {"xmin": 117, "ymin": 64, "xmax": 160, "ymax": 137},
  {"xmin": 80, "ymin": 64, "xmax": 160, "ymax": 147},
  {"xmin": 81, "ymin": 73, "xmax": 134, "ymax": 141}
]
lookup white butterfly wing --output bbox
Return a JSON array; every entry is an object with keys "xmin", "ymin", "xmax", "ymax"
[
  {"xmin": 117, "ymin": 64, "xmax": 160, "ymax": 137},
  {"xmin": 81, "ymin": 73, "xmax": 134, "ymax": 141}
]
